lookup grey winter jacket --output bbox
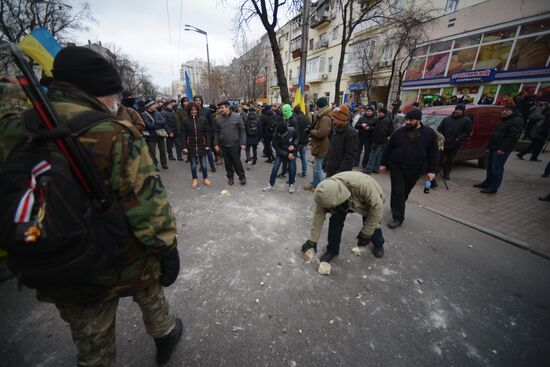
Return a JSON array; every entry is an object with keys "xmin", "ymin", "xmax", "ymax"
[{"xmin": 214, "ymin": 111, "xmax": 246, "ymax": 147}]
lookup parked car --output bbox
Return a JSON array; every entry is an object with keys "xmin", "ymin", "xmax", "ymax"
[{"xmin": 421, "ymin": 105, "xmax": 504, "ymax": 168}]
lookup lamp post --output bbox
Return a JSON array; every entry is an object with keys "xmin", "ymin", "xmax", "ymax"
[{"xmin": 184, "ymin": 24, "xmax": 211, "ymax": 103}]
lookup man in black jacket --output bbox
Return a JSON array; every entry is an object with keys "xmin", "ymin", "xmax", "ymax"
[
  {"xmin": 354, "ymin": 106, "xmax": 376, "ymax": 169},
  {"xmin": 194, "ymin": 95, "xmax": 216, "ymax": 171},
  {"xmin": 293, "ymin": 105, "xmax": 310, "ymax": 177},
  {"xmin": 474, "ymin": 104, "xmax": 523, "ymax": 194},
  {"xmin": 325, "ymin": 105, "xmax": 358, "ymax": 177},
  {"xmin": 437, "ymin": 104, "xmax": 472, "ymax": 179},
  {"xmin": 262, "ymin": 122, "xmax": 298, "ymax": 193},
  {"xmin": 365, "ymin": 108, "xmax": 393, "ymax": 174},
  {"xmin": 381, "ymin": 108, "xmax": 439, "ymax": 228},
  {"xmin": 260, "ymin": 105, "xmax": 276, "ymax": 162}
]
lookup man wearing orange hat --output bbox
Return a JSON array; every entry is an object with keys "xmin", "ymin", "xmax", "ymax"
[{"xmin": 324, "ymin": 104, "xmax": 358, "ymax": 177}]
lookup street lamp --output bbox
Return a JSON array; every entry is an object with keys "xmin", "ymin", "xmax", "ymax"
[{"xmin": 184, "ymin": 24, "xmax": 211, "ymax": 103}]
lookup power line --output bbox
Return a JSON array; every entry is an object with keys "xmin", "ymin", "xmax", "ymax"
[
  {"xmin": 177, "ymin": 0, "xmax": 183, "ymax": 78},
  {"xmin": 165, "ymin": 0, "xmax": 175, "ymax": 83}
]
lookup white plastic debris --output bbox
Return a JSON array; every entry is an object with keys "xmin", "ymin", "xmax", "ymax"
[
  {"xmin": 302, "ymin": 248, "xmax": 315, "ymax": 263},
  {"xmin": 221, "ymin": 189, "xmax": 230, "ymax": 197},
  {"xmin": 318, "ymin": 262, "xmax": 331, "ymax": 275},
  {"xmin": 351, "ymin": 246, "xmax": 365, "ymax": 256}
]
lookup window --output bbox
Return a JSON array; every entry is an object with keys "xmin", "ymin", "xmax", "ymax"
[
  {"xmin": 289, "ymin": 69, "xmax": 293, "ymax": 81},
  {"xmin": 363, "ymin": 7, "xmax": 382, "ymax": 29},
  {"xmin": 445, "ymin": 0, "xmax": 458, "ymax": 13},
  {"xmin": 365, "ymin": 38, "xmax": 376, "ymax": 59},
  {"xmin": 297, "ymin": 67, "xmax": 300, "ymax": 80},
  {"xmin": 332, "ymin": 26, "xmax": 339, "ymax": 40},
  {"xmin": 382, "ymin": 43, "xmax": 396, "ymax": 62},
  {"xmin": 328, "ymin": 57, "xmax": 333, "ymax": 73},
  {"xmin": 325, "ymin": 92, "xmax": 330, "ymax": 100},
  {"xmin": 285, "ymin": 51, "xmax": 289, "ymax": 61},
  {"xmin": 319, "ymin": 32, "xmax": 327, "ymax": 42},
  {"xmin": 309, "ymin": 38, "xmax": 314, "ymax": 50}
]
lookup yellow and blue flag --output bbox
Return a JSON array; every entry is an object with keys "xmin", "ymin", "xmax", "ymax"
[
  {"xmin": 18, "ymin": 28, "xmax": 62, "ymax": 76},
  {"xmin": 184, "ymin": 71, "xmax": 195, "ymax": 99},
  {"xmin": 293, "ymin": 70, "xmax": 306, "ymax": 114}
]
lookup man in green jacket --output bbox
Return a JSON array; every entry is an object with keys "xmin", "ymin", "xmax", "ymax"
[
  {"xmin": 0, "ymin": 47, "xmax": 182, "ymax": 366},
  {"xmin": 301, "ymin": 171, "xmax": 386, "ymax": 262}
]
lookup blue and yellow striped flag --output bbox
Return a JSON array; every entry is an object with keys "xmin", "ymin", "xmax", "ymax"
[
  {"xmin": 293, "ymin": 70, "xmax": 306, "ymax": 114},
  {"xmin": 18, "ymin": 28, "xmax": 62, "ymax": 76},
  {"xmin": 184, "ymin": 71, "xmax": 195, "ymax": 99}
]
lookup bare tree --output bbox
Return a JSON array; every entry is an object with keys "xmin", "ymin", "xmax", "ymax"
[
  {"xmin": 0, "ymin": 0, "xmax": 93, "ymax": 43},
  {"xmin": 232, "ymin": 35, "xmax": 268, "ymax": 101},
  {"xmin": 134, "ymin": 65, "xmax": 159, "ymax": 101},
  {"xmin": 333, "ymin": 0, "xmax": 387, "ymax": 105},
  {"xmin": 232, "ymin": 0, "xmax": 301, "ymax": 104},
  {"xmin": 356, "ymin": 38, "xmax": 384, "ymax": 103},
  {"xmin": 104, "ymin": 43, "xmax": 137, "ymax": 92},
  {"xmin": 382, "ymin": 4, "xmax": 436, "ymax": 103}
]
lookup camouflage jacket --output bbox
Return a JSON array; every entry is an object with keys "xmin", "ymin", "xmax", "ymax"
[{"xmin": 0, "ymin": 82, "xmax": 178, "ymax": 304}]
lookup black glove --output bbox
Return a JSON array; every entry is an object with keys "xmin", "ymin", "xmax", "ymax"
[
  {"xmin": 301, "ymin": 240, "xmax": 317, "ymax": 254},
  {"xmin": 159, "ymin": 247, "xmax": 180, "ymax": 287},
  {"xmin": 357, "ymin": 233, "xmax": 371, "ymax": 247}
]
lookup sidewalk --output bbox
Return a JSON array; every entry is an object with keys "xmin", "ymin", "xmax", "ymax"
[{"xmin": 368, "ymin": 151, "xmax": 550, "ymax": 259}]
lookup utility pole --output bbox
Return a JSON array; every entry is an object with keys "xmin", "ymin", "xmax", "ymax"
[{"xmin": 299, "ymin": 0, "xmax": 310, "ymax": 106}]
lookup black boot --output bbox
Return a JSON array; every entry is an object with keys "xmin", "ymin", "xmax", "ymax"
[
  {"xmin": 372, "ymin": 245, "xmax": 384, "ymax": 258},
  {"xmin": 154, "ymin": 318, "xmax": 183, "ymax": 365},
  {"xmin": 320, "ymin": 251, "xmax": 338, "ymax": 263}
]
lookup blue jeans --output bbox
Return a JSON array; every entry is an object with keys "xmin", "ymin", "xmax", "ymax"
[
  {"xmin": 483, "ymin": 150, "xmax": 510, "ymax": 191},
  {"xmin": 365, "ymin": 144, "xmax": 384, "ymax": 173},
  {"xmin": 190, "ymin": 154, "xmax": 208, "ymax": 179},
  {"xmin": 269, "ymin": 154, "xmax": 296, "ymax": 186},
  {"xmin": 309, "ymin": 156, "xmax": 325, "ymax": 187},
  {"xmin": 298, "ymin": 144, "xmax": 307, "ymax": 175},
  {"xmin": 206, "ymin": 149, "xmax": 215, "ymax": 169}
]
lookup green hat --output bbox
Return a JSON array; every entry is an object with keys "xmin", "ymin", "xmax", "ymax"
[
  {"xmin": 282, "ymin": 104, "xmax": 293, "ymax": 119},
  {"xmin": 316, "ymin": 97, "xmax": 328, "ymax": 108}
]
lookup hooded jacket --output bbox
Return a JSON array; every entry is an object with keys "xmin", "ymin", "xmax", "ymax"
[
  {"xmin": 181, "ymin": 114, "xmax": 210, "ymax": 156},
  {"xmin": 310, "ymin": 105, "xmax": 332, "ymax": 157},
  {"xmin": 117, "ymin": 105, "xmax": 145, "ymax": 132},
  {"xmin": 309, "ymin": 172, "xmax": 385, "ymax": 241},
  {"xmin": 244, "ymin": 110, "xmax": 262, "ymax": 145},
  {"xmin": 194, "ymin": 96, "xmax": 215, "ymax": 146},
  {"xmin": 371, "ymin": 114, "xmax": 394, "ymax": 145},
  {"xmin": 260, "ymin": 109, "xmax": 276, "ymax": 138},
  {"xmin": 272, "ymin": 125, "xmax": 298, "ymax": 157}
]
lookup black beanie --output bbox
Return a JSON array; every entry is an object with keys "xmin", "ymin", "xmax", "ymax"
[
  {"xmin": 405, "ymin": 108, "xmax": 422, "ymax": 120},
  {"xmin": 52, "ymin": 46, "xmax": 123, "ymax": 96}
]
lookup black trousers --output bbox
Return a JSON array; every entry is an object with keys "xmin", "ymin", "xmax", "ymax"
[
  {"xmin": 222, "ymin": 146, "xmax": 245, "ymax": 179},
  {"xmin": 390, "ymin": 165, "xmax": 421, "ymax": 223},
  {"xmin": 327, "ymin": 211, "xmax": 385, "ymax": 255},
  {"xmin": 519, "ymin": 138, "xmax": 545, "ymax": 160},
  {"xmin": 356, "ymin": 136, "xmax": 371, "ymax": 167},
  {"xmin": 440, "ymin": 146, "xmax": 459, "ymax": 177},
  {"xmin": 263, "ymin": 136, "xmax": 273, "ymax": 159},
  {"xmin": 246, "ymin": 144, "xmax": 258, "ymax": 163},
  {"xmin": 167, "ymin": 133, "xmax": 183, "ymax": 159}
]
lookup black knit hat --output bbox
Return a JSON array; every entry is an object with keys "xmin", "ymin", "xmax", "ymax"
[
  {"xmin": 52, "ymin": 46, "xmax": 122, "ymax": 96},
  {"xmin": 405, "ymin": 108, "xmax": 422, "ymax": 120}
]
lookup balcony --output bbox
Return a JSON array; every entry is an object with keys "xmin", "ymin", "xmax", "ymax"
[
  {"xmin": 314, "ymin": 39, "xmax": 329, "ymax": 51},
  {"xmin": 307, "ymin": 71, "xmax": 326, "ymax": 82},
  {"xmin": 310, "ymin": 13, "xmax": 331, "ymax": 29}
]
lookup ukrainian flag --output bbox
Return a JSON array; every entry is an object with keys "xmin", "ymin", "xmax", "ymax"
[
  {"xmin": 184, "ymin": 71, "xmax": 195, "ymax": 99},
  {"xmin": 293, "ymin": 70, "xmax": 306, "ymax": 114},
  {"xmin": 19, "ymin": 28, "xmax": 62, "ymax": 76}
]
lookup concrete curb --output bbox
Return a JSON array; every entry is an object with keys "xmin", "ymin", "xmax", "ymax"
[{"xmin": 420, "ymin": 205, "xmax": 549, "ymax": 260}]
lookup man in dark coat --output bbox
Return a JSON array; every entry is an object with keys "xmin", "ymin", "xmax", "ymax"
[
  {"xmin": 517, "ymin": 109, "xmax": 549, "ymax": 161},
  {"xmin": 365, "ymin": 108, "xmax": 393, "ymax": 174},
  {"xmin": 474, "ymin": 104, "xmax": 523, "ymax": 193},
  {"xmin": 214, "ymin": 101, "xmax": 247, "ymax": 185},
  {"xmin": 262, "ymin": 122, "xmax": 298, "ymax": 193},
  {"xmin": 194, "ymin": 95, "xmax": 216, "ymax": 171},
  {"xmin": 162, "ymin": 100, "xmax": 183, "ymax": 161},
  {"xmin": 436, "ymin": 104, "xmax": 472, "ymax": 179},
  {"xmin": 244, "ymin": 108, "xmax": 262, "ymax": 166},
  {"xmin": 354, "ymin": 106, "xmax": 376, "ymax": 170},
  {"xmin": 325, "ymin": 105, "xmax": 358, "ymax": 178},
  {"xmin": 261, "ymin": 105, "xmax": 276, "ymax": 162},
  {"xmin": 381, "ymin": 108, "xmax": 439, "ymax": 228},
  {"xmin": 293, "ymin": 105, "xmax": 310, "ymax": 177}
]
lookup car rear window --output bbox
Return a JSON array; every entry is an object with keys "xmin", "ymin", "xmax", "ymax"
[{"xmin": 422, "ymin": 115, "xmax": 446, "ymax": 128}]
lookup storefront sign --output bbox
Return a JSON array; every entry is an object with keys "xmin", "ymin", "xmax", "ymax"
[
  {"xmin": 450, "ymin": 69, "xmax": 495, "ymax": 84},
  {"xmin": 348, "ymin": 82, "xmax": 367, "ymax": 91}
]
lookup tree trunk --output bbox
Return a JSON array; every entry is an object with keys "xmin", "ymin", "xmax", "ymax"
[
  {"xmin": 334, "ymin": 39, "xmax": 348, "ymax": 106},
  {"xmin": 265, "ymin": 25, "xmax": 290, "ymax": 104}
]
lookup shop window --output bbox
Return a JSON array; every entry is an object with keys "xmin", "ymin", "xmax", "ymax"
[
  {"xmin": 448, "ymin": 47, "xmax": 477, "ymax": 74},
  {"xmin": 508, "ymin": 34, "xmax": 550, "ymax": 70},
  {"xmin": 475, "ymin": 41, "xmax": 512, "ymax": 70},
  {"xmin": 424, "ymin": 53, "xmax": 450, "ymax": 78},
  {"xmin": 454, "ymin": 34, "xmax": 482, "ymax": 49},
  {"xmin": 480, "ymin": 85, "xmax": 498, "ymax": 104},
  {"xmin": 521, "ymin": 84, "xmax": 538, "ymax": 96},
  {"xmin": 412, "ymin": 46, "xmax": 429, "ymax": 57},
  {"xmin": 441, "ymin": 87, "xmax": 455, "ymax": 99},
  {"xmin": 404, "ymin": 57, "xmax": 427, "ymax": 80},
  {"xmin": 495, "ymin": 84, "xmax": 520, "ymax": 105},
  {"xmin": 520, "ymin": 19, "xmax": 550, "ymax": 36},
  {"xmin": 483, "ymin": 27, "xmax": 517, "ymax": 43},
  {"xmin": 430, "ymin": 40, "xmax": 453, "ymax": 53},
  {"xmin": 401, "ymin": 90, "xmax": 419, "ymax": 108}
]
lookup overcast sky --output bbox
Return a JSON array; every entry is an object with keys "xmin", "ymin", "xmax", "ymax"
[{"xmin": 71, "ymin": 0, "xmax": 269, "ymax": 88}]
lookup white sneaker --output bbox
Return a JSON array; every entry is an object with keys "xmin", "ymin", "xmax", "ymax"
[
  {"xmin": 289, "ymin": 184, "xmax": 295, "ymax": 194},
  {"xmin": 262, "ymin": 184, "xmax": 274, "ymax": 192}
]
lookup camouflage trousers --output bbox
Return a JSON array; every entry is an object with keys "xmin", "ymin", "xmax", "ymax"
[{"xmin": 55, "ymin": 282, "xmax": 175, "ymax": 367}]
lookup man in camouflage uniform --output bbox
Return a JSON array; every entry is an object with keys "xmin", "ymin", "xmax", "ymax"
[{"xmin": 0, "ymin": 47, "xmax": 182, "ymax": 366}]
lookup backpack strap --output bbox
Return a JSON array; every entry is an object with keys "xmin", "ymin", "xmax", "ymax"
[{"xmin": 65, "ymin": 110, "xmax": 115, "ymax": 135}]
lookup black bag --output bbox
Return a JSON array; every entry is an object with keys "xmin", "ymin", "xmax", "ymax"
[{"xmin": 0, "ymin": 110, "xmax": 130, "ymax": 288}]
